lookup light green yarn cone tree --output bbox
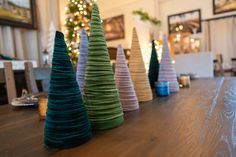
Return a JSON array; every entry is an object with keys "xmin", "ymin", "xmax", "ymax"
[{"xmin": 84, "ymin": 4, "xmax": 124, "ymax": 130}]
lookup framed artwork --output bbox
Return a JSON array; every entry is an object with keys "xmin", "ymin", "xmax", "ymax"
[
  {"xmin": 0, "ymin": 0, "xmax": 37, "ymax": 29},
  {"xmin": 169, "ymin": 33, "xmax": 201, "ymax": 54},
  {"xmin": 102, "ymin": 15, "xmax": 125, "ymax": 41},
  {"xmin": 168, "ymin": 9, "xmax": 201, "ymax": 34},
  {"xmin": 213, "ymin": 0, "xmax": 236, "ymax": 14}
]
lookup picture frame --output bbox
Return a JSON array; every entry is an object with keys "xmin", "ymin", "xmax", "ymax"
[
  {"xmin": 0, "ymin": 0, "xmax": 37, "ymax": 29},
  {"xmin": 102, "ymin": 15, "xmax": 125, "ymax": 41},
  {"xmin": 169, "ymin": 33, "xmax": 201, "ymax": 55},
  {"xmin": 168, "ymin": 9, "xmax": 201, "ymax": 34},
  {"xmin": 213, "ymin": 0, "xmax": 236, "ymax": 14}
]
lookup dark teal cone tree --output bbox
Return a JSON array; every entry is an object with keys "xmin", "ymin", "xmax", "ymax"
[
  {"xmin": 84, "ymin": 4, "xmax": 124, "ymax": 130},
  {"xmin": 148, "ymin": 40, "xmax": 159, "ymax": 88},
  {"xmin": 44, "ymin": 31, "xmax": 92, "ymax": 149}
]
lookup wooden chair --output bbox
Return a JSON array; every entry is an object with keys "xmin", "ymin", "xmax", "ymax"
[
  {"xmin": 213, "ymin": 54, "xmax": 224, "ymax": 77},
  {"xmin": 0, "ymin": 62, "xmax": 51, "ymax": 105},
  {"xmin": 3, "ymin": 62, "xmax": 17, "ymax": 104},
  {"xmin": 24, "ymin": 62, "xmax": 39, "ymax": 94},
  {"xmin": 232, "ymin": 58, "xmax": 236, "ymax": 76},
  {"xmin": 33, "ymin": 67, "xmax": 51, "ymax": 92},
  {"xmin": 24, "ymin": 62, "xmax": 51, "ymax": 94}
]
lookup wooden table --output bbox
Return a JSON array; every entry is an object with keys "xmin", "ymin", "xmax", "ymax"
[{"xmin": 0, "ymin": 78, "xmax": 236, "ymax": 157}]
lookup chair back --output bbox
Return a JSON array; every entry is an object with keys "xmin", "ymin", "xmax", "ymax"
[
  {"xmin": 3, "ymin": 62, "xmax": 17, "ymax": 104},
  {"xmin": 24, "ymin": 62, "xmax": 39, "ymax": 94},
  {"xmin": 232, "ymin": 58, "xmax": 236, "ymax": 71}
]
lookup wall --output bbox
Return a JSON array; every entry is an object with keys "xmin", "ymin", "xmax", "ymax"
[
  {"xmin": 159, "ymin": 0, "xmax": 236, "ymax": 35},
  {"xmin": 97, "ymin": 0, "xmax": 160, "ymax": 49},
  {"xmin": 174, "ymin": 53, "xmax": 214, "ymax": 78},
  {"xmin": 60, "ymin": 0, "xmax": 160, "ymax": 48}
]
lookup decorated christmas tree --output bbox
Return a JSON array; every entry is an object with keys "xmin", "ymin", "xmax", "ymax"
[
  {"xmin": 84, "ymin": 4, "xmax": 124, "ymax": 130},
  {"xmin": 129, "ymin": 27, "xmax": 153, "ymax": 102},
  {"xmin": 115, "ymin": 45, "xmax": 139, "ymax": 112},
  {"xmin": 158, "ymin": 35, "xmax": 179, "ymax": 92},
  {"xmin": 64, "ymin": 0, "xmax": 95, "ymax": 65},
  {"xmin": 47, "ymin": 21, "xmax": 56, "ymax": 66},
  {"xmin": 76, "ymin": 29, "xmax": 88, "ymax": 96},
  {"xmin": 44, "ymin": 31, "xmax": 92, "ymax": 149},
  {"xmin": 148, "ymin": 40, "xmax": 159, "ymax": 88}
]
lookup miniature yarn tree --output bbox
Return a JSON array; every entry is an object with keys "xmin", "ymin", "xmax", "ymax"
[
  {"xmin": 84, "ymin": 4, "xmax": 124, "ymax": 130},
  {"xmin": 115, "ymin": 45, "xmax": 139, "ymax": 112},
  {"xmin": 76, "ymin": 29, "xmax": 88, "ymax": 96},
  {"xmin": 148, "ymin": 40, "xmax": 159, "ymax": 88},
  {"xmin": 44, "ymin": 31, "xmax": 92, "ymax": 149},
  {"xmin": 158, "ymin": 35, "xmax": 179, "ymax": 92},
  {"xmin": 129, "ymin": 27, "xmax": 153, "ymax": 102}
]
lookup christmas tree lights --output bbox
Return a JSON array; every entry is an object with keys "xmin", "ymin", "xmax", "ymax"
[{"xmin": 64, "ymin": 0, "xmax": 96, "ymax": 65}]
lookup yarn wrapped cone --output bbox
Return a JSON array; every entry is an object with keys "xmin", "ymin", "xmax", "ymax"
[
  {"xmin": 115, "ymin": 45, "xmax": 139, "ymax": 112},
  {"xmin": 158, "ymin": 35, "xmax": 179, "ymax": 92},
  {"xmin": 148, "ymin": 40, "xmax": 160, "ymax": 88},
  {"xmin": 129, "ymin": 28, "xmax": 153, "ymax": 102},
  {"xmin": 76, "ymin": 29, "xmax": 88, "ymax": 96},
  {"xmin": 44, "ymin": 31, "xmax": 92, "ymax": 149},
  {"xmin": 84, "ymin": 4, "xmax": 124, "ymax": 130}
]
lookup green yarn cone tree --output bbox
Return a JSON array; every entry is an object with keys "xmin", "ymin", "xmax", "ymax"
[
  {"xmin": 44, "ymin": 31, "xmax": 92, "ymax": 149},
  {"xmin": 148, "ymin": 40, "xmax": 159, "ymax": 88},
  {"xmin": 84, "ymin": 4, "xmax": 124, "ymax": 130}
]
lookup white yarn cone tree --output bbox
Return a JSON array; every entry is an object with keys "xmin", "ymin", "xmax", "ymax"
[
  {"xmin": 47, "ymin": 21, "xmax": 56, "ymax": 66},
  {"xmin": 115, "ymin": 45, "xmax": 139, "ymax": 112},
  {"xmin": 158, "ymin": 35, "xmax": 179, "ymax": 92},
  {"xmin": 76, "ymin": 29, "xmax": 88, "ymax": 95},
  {"xmin": 129, "ymin": 28, "xmax": 153, "ymax": 102}
]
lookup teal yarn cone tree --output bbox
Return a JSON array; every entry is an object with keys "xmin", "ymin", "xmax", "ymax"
[
  {"xmin": 148, "ymin": 40, "xmax": 159, "ymax": 88},
  {"xmin": 76, "ymin": 29, "xmax": 88, "ymax": 96},
  {"xmin": 84, "ymin": 4, "xmax": 124, "ymax": 130},
  {"xmin": 44, "ymin": 31, "xmax": 92, "ymax": 149}
]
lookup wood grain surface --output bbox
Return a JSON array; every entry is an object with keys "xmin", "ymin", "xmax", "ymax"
[{"xmin": 0, "ymin": 78, "xmax": 235, "ymax": 157}]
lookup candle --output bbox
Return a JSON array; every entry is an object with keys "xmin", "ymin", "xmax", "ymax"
[
  {"xmin": 180, "ymin": 75, "xmax": 190, "ymax": 88},
  {"xmin": 38, "ymin": 97, "xmax": 48, "ymax": 120},
  {"xmin": 155, "ymin": 81, "xmax": 170, "ymax": 97}
]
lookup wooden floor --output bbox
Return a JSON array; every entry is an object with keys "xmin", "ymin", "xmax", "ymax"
[{"xmin": 0, "ymin": 78, "xmax": 236, "ymax": 157}]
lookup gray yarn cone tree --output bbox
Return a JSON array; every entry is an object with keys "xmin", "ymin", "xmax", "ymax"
[
  {"xmin": 158, "ymin": 35, "xmax": 179, "ymax": 92},
  {"xmin": 84, "ymin": 4, "xmax": 124, "ymax": 130},
  {"xmin": 115, "ymin": 45, "xmax": 139, "ymax": 112},
  {"xmin": 129, "ymin": 27, "xmax": 153, "ymax": 102},
  {"xmin": 76, "ymin": 29, "xmax": 88, "ymax": 96}
]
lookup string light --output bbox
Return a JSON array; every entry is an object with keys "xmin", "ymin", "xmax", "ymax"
[{"xmin": 64, "ymin": 0, "xmax": 95, "ymax": 65}]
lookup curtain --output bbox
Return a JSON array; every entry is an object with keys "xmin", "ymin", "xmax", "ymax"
[
  {"xmin": 233, "ymin": 18, "xmax": 236, "ymax": 60},
  {"xmin": 202, "ymin": 21, "xmax": 210, "ymax": 52},
  {"xmin": 0, "ymin": 0, "xmax": 60, "ymax": 67},
  {"xmin": 209, "ymin": 17, "xmax": 236, "ymax": 69}
]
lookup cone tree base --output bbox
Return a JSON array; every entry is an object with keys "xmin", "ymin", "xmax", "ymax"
[
  {"xmin": 92, "ymin": 116, "xmax": 124, "ymax": 130},
  {"xmin": 138, "ymin": 97, "xmax": 153, "ymax": 102},
  {"xmin": 123, "ymin": 106, "xmax": 139, "ymax": 112},
  {"xmin": 44, "ymin": 133, "xmax": 92, "ymax": 149}
]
